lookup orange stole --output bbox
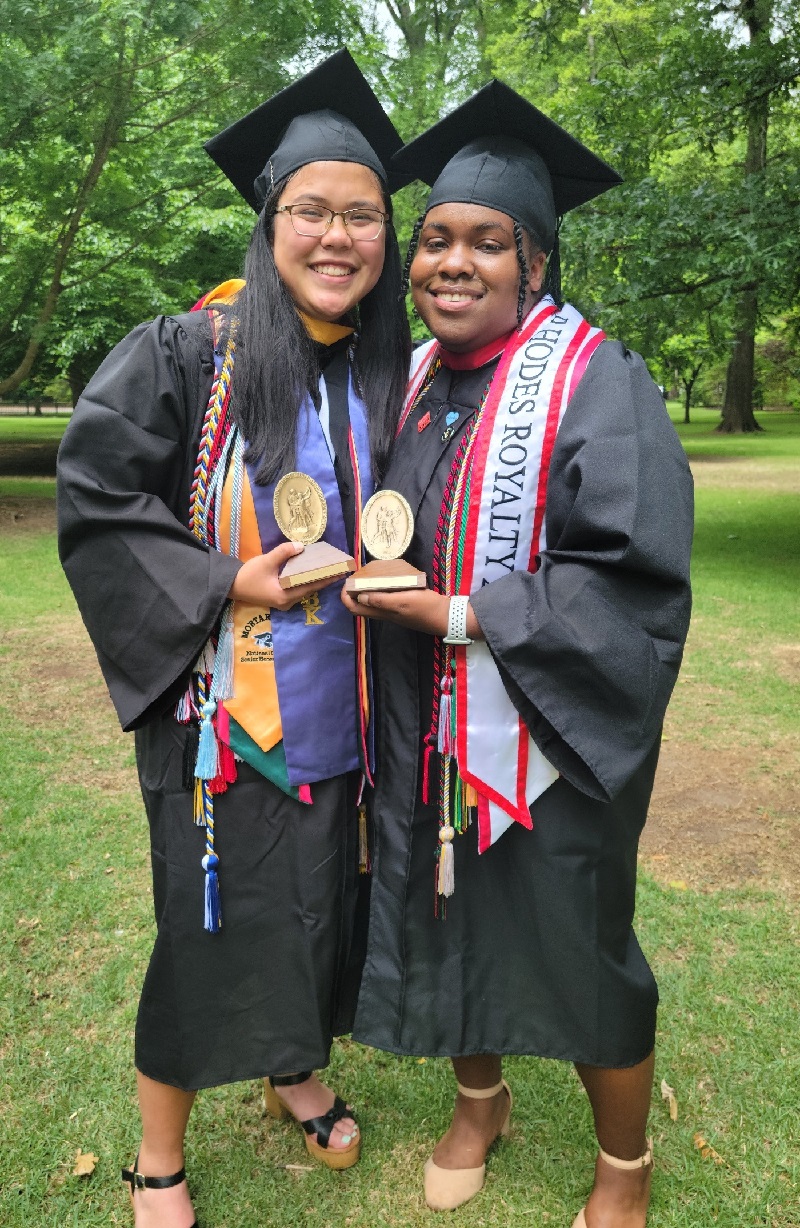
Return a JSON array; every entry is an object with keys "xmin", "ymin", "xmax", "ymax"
[
  {"xmin": 219, "ymin": 463, "xmax": 283, "ymax": 752},
  {"xmin": 209, "ymin": 298, "xmax": 355, "ymax": 754}
]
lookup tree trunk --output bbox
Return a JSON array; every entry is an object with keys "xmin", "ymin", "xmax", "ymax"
[
  {"xmin": 67, "ymin": 358, "xmax": 87, "ymax": 408},
  {"xmin": 682, "ymin": 360, "xmax": 703, "ymax": 424},
  {"xmin": 719, "ymin": 288, "xmax": 763, "ymax": 431},
  {"xmin": 718, "ymin": 0, "xmax": 771, "ymax": 433}
]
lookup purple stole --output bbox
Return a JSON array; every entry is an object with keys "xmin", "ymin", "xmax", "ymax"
[{"xmin": 247, "ymin": 379, "xmax": 372, "ymax": 785}]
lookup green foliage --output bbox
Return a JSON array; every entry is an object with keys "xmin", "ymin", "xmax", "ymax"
[
  {"xmin": 1, "ymin": 1, "xmax": 798, "ymax": 415},
  {"xmin": 484, "ymin": 0, "xmax": 800, "ymax": 400},
  {"xmin": 0, "ymin": 0, "xmax": 353, "ymax": 392}
]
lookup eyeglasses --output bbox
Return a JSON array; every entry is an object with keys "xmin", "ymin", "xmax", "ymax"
[{"xmin": 275, "ymin": 203, "xmax": 388, "ymax": 241}]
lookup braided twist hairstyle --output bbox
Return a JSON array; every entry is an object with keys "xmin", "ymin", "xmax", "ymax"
[
  {"xmin": 401, "ymin": 215, "xmax": 425, "ymax": 295},
  {"xmin": 512, "ymin": 221, "xmax": 531, "ymax": 328}
]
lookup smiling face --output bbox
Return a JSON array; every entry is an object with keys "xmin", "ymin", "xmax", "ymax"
[
  {"xmin": 271, "ymin": 161, "xmax": 388, "ymax": 322},
  {"xmin": 409, "ymin": 203, "xmax": 547, "ymax": 352}
]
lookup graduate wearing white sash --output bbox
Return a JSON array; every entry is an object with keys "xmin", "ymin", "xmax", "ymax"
[{"xmin": 344, "ymin": 83, "xmax": 693, "ymax": 1226}]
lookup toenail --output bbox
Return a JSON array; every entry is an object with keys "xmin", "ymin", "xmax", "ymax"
[{"xmin": 340, "ymin": 1134, "xmax": 352, "ymax": 1145}]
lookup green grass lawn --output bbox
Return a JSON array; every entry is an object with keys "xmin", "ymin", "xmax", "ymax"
[
  {"xmin": 669, "ymin": 405, "xmax": 800, "ymax": 459},
  {"xmin": 0, "ymin": 414, "xmax": 71, "ymax": 443},
  {"xmin": 0, "ymin": 478, "xmax": 57, "ymax": 498},
  {"xmin": 1, "ymin": 418, "xmax": 798, "ymax": 1225}
]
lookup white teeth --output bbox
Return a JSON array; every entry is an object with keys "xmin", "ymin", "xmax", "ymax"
[
  {"xmin": 313, "ymin": 264, "xmax": 352, "ymax": 277},
  {"xmin": 436, "ymin": 292, "xmax": 475, "ymax": 302}
]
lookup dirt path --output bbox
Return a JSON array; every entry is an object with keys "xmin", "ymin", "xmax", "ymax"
[
  {"xmin": 641, "ymin": 736, "xmax": 799, "ymax": 896},
  {"xmin": 1, "ymin": 496, "xmax": 57, "ymax": 533}
]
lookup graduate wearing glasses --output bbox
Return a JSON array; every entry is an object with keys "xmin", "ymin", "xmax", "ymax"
[{"xmin": 58, "ymin": 50, "xmax": 410, "ymax": 1227}]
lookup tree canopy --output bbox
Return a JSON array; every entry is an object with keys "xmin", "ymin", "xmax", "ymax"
[{"xmin": 2, "ymin": 0, "xmax": 798, "ymax": 423}]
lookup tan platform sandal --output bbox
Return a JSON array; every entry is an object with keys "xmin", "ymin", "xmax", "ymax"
[
  {"xmin": 423, "ymin": 1079, "xmax": 512, "ymax": 1211},
  {"xmin": 571, "ymin": 1139, "xmax": 653, "ymax": 1227},
  {"xmin": 264, "ymin": 1071, "xmax": 361, "ymax": 1171}
]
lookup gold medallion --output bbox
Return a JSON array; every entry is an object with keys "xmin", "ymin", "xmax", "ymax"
[
  {"xmin": 273, "ymin": 472, "xmax": 327, "ymax": 545},
  {"xmin": 362, "ymin": 490, "xmax": 414, "ymax": 561}
]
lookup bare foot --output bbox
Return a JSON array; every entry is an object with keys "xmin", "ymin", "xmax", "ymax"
[
  {"xmin": 582, "ymin": 1153, "xmax": 653, "ymax": 1228},
  {"xmin": 431, "ymin": 1084, "xmax": 510, "ymax": 1171},
  {"xmin": 270, "ymin": 1073, "xmax": 358, "ymax": 1150},
  {"xmin": 128, "ymin": 1150, "xmax": 196, "ymax": 1228}
]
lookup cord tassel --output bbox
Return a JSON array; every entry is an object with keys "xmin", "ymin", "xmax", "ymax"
[
  {"xmin": 437, "ymin": 825, "xmax": 455, "ymax": 897},
  {"xmin": 175, "ymin": 686, "xmax": 193, "ymax": 723},
  {"xmin": 202, "ymin": 853, "xmax": 222, "ymax": 932},
  {"xmin": 210, "ymin": 605, "xmax": 235, "ymax": 701},
  {"xmin": 195, "ymin": 639, "xmax": 216, "ymax": 676},
  {"xmin": 358, "ymin": 803, "xmax": 370, "ymax": 874},
  {"xmin": 182, "ymin": 723, "xmax": 200, "ymax": 790},
  {"xmin": 421, "ymin": 739, "xmax": 434, "ymax": 805},
  {"xmin": 193, "ymin": 777, "xmax": 206, "ymax": 826},
  {"xmin": 437, "ymin": 676, "xmax": 453, "ymax": 756},
  {"xmin": 195, "ymin": 701, "xmax": 219, "ymax": 780}
]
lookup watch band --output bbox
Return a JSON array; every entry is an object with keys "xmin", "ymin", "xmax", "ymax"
[{"xmin": 443, "ymin": 595, "xmax": 473, "ymax": 645}]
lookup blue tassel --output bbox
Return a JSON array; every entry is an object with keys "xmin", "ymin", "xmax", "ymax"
[
  {"xmin": 202, "ymin": 853, "xmax": 222, "ymax": 932},
  {"xmin": 195, "ymin": 701, "xmax": 219, "ymax": 780}
]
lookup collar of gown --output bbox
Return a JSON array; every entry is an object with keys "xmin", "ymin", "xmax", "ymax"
[
  {"xmin": 299, "ymin": 312, "xmax": 354, "ymax": 345},
  {"xmin": 438, "ymin": 328, "xmax": 515, "ymax": 370}
]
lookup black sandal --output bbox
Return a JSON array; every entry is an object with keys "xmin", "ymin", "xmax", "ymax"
[
  {"xmin": 264, "ymin": 1071, "xmax": 361, "ymax": 1170},
  {"xmin": 121, "ymin": 1155, "xmax": 198, "ymax": 1227}
]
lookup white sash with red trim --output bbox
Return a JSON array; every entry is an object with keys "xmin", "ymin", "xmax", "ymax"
[{"xmin": 441, "ymin": 299, "xmax": 605, "ymax": 851}]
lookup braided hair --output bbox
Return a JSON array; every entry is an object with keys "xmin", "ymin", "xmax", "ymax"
[
  {"xmin": 401, "ymin": 215, "xmax": 425, "ymax": 295},
  {"xmin": 512, "ymin": 222, "xmax": 530, "ymax": 328}
]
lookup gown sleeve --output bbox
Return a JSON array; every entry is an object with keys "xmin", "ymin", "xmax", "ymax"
[
  {"xmin": 469, "ymin": 340, "xmax": 693, "ymax": 803},
  {"xmin": 56, "ymin": 313, "xmax": 242, "ymax": 732}
]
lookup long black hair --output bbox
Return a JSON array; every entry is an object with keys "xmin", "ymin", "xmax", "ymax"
[{"xmin": 229, "ymin": 172, "xmax": 411, "ymax": 485}]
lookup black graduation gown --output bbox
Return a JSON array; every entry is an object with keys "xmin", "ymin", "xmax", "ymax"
[
  {"xmin": 353, "ymin": 339, "xmax": 693, "ymax": 1067},
  {"xmin": 57, "ymin": 311, "xmax": 368, "ymax": 1090}
]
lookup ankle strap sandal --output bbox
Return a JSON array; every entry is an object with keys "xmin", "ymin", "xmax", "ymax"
[
  {"xmin": 424, "ymin": 1079, "xmax": 513, "ymax": 1211},
  {"xmin": 121, "ymin": 1156, "xmax": 198, "ymax": 1227},
  {"xmin": 598, "ymin": 1139, "xmax": 653, "ymax": 1170},
  {"xmin": 571, "ymin": 1140, "xmax": 653, "ymax": 1228}
]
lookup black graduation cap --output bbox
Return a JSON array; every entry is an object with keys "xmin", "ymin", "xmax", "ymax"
[
  {"xmin": 205, "ymin": 49, "xmax": 410, "ymax": 211},
  {"xmin": 392, "ymin": 80, "xmax": 622, "ymax": 251}
]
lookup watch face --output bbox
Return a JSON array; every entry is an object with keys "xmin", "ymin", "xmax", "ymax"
[
  {"xmin": 273, "ymin": 472, "xmax": 327, "ymax": 544},
  {"xmin": 361, "ymin": 490, "xmax": 414, "ymax": 560}
]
